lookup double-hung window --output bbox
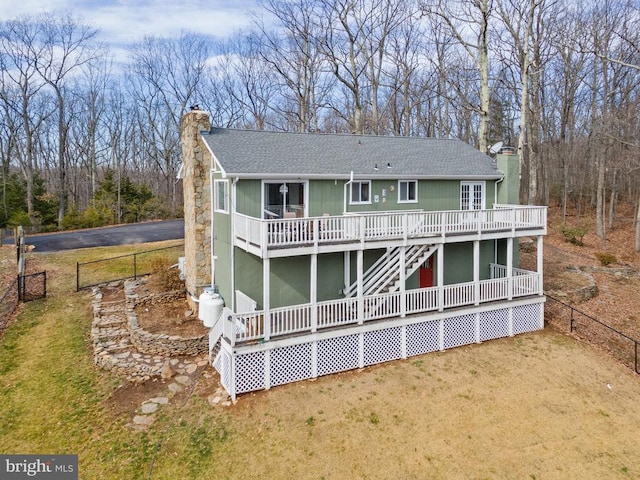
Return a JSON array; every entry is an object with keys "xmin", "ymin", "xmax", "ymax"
[
  {"xmin": 398, "ymin": 180, "xmax": 418, "ymax": 203},
  {"xmin": 350, "ymin": 181, "xmax": 371, "ymax": 204},
  {"xmin": 214, "ymin": 179, "xmax": 229, "ymax": 213}
]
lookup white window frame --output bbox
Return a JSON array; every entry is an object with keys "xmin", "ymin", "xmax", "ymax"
[
  {"xmin": 214, "ymin": 179, "xmax": 229, "ymax": 214},
  {"xmin": 460, "ymin": 181, "xmax": 486, "ymax": 211},
  {"xmin": 398, "ymin": 180, "xmax": 418, "ymax": 203},
  {"xmin": 350, "ymin": 180, "xmax": 371, "ymax": 205}
]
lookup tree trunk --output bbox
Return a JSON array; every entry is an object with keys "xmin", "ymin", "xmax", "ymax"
[{"xmin": 635, "ymin": 193, "xmax": 640, "ymax": 252}]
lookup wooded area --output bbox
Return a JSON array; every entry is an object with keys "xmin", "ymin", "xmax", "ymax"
[{"xmin": 1, "ymin": 0, "xmax": 639, "ymax": 249}]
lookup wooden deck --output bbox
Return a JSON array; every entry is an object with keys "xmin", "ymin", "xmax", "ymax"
[
  {"xmin": 233, "ymin": 205, "xmax": 547, "ymax": 257},
  {"xmin": 222, "ymin": 265, "xmax": 541, "ymax": 345}
]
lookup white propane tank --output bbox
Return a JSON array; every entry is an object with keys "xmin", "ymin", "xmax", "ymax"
[{"xmin": 198, "ymin": 287, "xmax": 224, "ymax": 328}]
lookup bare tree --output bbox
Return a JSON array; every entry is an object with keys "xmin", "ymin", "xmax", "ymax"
[
  {"xmin": 128, "ymin": 31, "xmax": 212, "ymax": 211},
  {"xmin": 255, "ymin": 0, "xmax": 333, "ymax": 133},
  {"xmin": 0, "ymin": 17, "xmax": 56, "ymax": 224},
  {"xmin": 422, "ymin": 0, "xmax": 492, "ymax": 152},
  {"xmin": 28, "ymin": 13, "xmax": 101, "ymax": 227}
]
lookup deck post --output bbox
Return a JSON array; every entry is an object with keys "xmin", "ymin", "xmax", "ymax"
[
  {"xmin": 311, "ymin": 253, "xmax": 318, "ymax": 332},
  {"xmin": 400, "ymin": 246, "xmax": 406, "ymax": 317},
  {"xmin": 344, "ymin": 251, "xmax": 351, "ymax": 294},
  {"xmin": 437, "ymin": 244, "xmax": 444, "ymax": 311},
  {"xmin": 537, "ymin": 235, "xmax": 544, "ymax": 295},
  {"xmin": 473, "ymin": 240, "xmax": 480, "ymax": 305},
  {"xmin": 357, "ymin": 250, "xmax": 364, "ymax": 324},
  {"xmin": 507, "ymin": 237, "xmax": 513, "ymax": 301},
  {"xmin": 263, "ymin": 257, "xmax": 271, "ymax": 340}
]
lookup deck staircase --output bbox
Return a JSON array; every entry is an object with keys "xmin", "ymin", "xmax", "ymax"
[
  {"xmin": 208, "ymin": 314, "xmax": 225, "ymax": 364},
  {"xmin": 343, "ymin": 244, "xmax": 436, "ymax": 298}
]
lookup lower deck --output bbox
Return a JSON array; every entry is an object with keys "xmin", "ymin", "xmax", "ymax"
[{"xmin": 212, "ymin": 296, "xmax": 545, "ymax": 399}]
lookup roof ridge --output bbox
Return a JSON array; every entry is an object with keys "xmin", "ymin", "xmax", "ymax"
[{"xmin": 208, "ymin": 127, "xmax": 464, "ymax": 143}]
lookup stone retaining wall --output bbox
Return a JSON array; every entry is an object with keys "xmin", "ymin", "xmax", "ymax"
[
  {"xmin": 547, "ymin": 267, "xmax": 598, "ymax": 303},
  {"xmin": 125, "ymin": 281, "xmax": 208, "ymax": 357}
]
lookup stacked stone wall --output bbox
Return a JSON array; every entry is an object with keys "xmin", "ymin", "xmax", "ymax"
[{"xmin": 124, "ymin": 282, "xmax": 208, "ymax": 357}]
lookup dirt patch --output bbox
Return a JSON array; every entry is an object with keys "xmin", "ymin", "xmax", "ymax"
[
  {"xmin": 135, "ymin": 294, "xmax": 205, "ymax": 337},
  {"xmin": 113, "ymin": 274, "xmax": 205, "ymax": 337},
  {"xmin": 103, "ymin": 380, "xmax": 169, "ymax": 418},
  {"xmin": 99, "ymin": 283, "xmax": 125, "ymax": 303}
]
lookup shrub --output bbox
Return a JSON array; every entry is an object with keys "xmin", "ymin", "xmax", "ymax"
[
  {"xmin": 561, "ymin": 226, "xmax": 587, "ymax": 246},
  {"xmin": 150, "ymin": 257, "xmax": 184, "ymax": 291},
  {"xmin": 595, "ymin": 252, "xmax": 617, "ymax": 266}
]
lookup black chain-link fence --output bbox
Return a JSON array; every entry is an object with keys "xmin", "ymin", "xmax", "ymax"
[
  {"xmin": 546, "ymin": 295, "xmax": 639, "ymax": 374},
  {"xmin": 76, "ymin": 243, "xmax": 184, "ymax": 291},
  {"xmin": 0, "ymin": 272, "xmax": 47, "ymax": 333},
  {"xmin": 0, "ymin": 277, "xmax": 19, "ymax": 332}
]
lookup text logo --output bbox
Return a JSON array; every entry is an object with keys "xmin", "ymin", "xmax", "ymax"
[{"xmin": 1, "ymin": 455, "xmax": 78, "ymax": 479}]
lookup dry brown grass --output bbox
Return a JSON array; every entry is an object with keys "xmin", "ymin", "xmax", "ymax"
[{"xmin": 3, "ymin": 214, "xmax": 640, "ymax": 479}]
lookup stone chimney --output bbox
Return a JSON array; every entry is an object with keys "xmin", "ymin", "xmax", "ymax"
[{"xmin": 180, "ymin": 109, "xmax": 211, "ymax": 308}]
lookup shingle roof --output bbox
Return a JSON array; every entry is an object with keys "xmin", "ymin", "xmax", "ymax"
[{"xmin": 201, "ymin": 128, "xmax": 501, "ymax": 180}]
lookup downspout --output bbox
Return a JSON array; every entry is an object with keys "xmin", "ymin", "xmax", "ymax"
[
  {"xmin": 210, "ymin": 166, "xmax": 218, "ymax": 289},
  {"xmin": 343, "ymin": 170, "xmax": 354, "ymax": 213},
  {"xmin": 343, "ymin": 171, "xmax": 354, "ymax": 294},
  {"xmin": 230, "ymin": 177, "xmax": 239, "ymax": 311},
  {"xmin": 494, "ymin": 174, "xmax": 505, "ymax": 266}
]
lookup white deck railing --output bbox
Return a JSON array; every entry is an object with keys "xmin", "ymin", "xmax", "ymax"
[
  {"xmin": 234, "ymin": 205, "xmax": 546, "ymax": 251},
  {"xmin": 224, "ymin": 266, "xmax": 542, "ymax": 345}
]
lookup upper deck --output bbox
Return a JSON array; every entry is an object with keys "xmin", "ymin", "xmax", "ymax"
[{"xmin": 233, "ymin": 204, "xmax": 547, "ymax": 258}]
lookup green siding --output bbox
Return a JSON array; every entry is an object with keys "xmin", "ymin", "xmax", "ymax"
[
  {"xmin": 270, "ymin": 257, "xmax": 310, "ymax": 308},
  {"xmin": 236, "ymin": 179, "xmax": 262, "ymax": 217},
  {"xmin": 317, "ymin": 253, "xmax": 345, "ymax": 301},
  {"xmin": 340, "ymin": 179, "xmax": 497, "ymax": 214},
  {"xmin": 308, "ymin": 180, "xmax": 344, "ymax": 216},
  {"xmin": 234, "ymin": 252, "xmax": 347, "ymax": 308},
  {"xmin": 496, "ymin": 154, "xmax": 520, "ymax": 205},
  {"xmin": 443, "ymin": 241, "xmax": 497, "ymax": 284},
  {"xmin": 212, "ymin": 210, "xmax": 233, "ymax": 305},
  {"xmin": 496, "ymin": 239, "xmax": 520, "ymax": 269},
  {"xmin": 234, "ymin": 178, "xmax": 499, "ymax": 220},
  {"xmin": 234, "ymin": 248, "xmax": 264, "ymax": 308}
]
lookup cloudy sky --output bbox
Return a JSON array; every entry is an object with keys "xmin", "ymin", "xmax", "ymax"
[{"xmin": 0, "ymin": 0, "xmax": 262, "ymax": 55}]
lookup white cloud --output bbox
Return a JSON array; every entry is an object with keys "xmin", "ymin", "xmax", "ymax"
[{"xmin": 0, "ymin": 0, "xmax": 259, "ymax": 53}]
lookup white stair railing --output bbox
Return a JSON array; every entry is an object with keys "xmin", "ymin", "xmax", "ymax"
[{"xmin": 344, "ymin": 245, "xmax": 436, "ymax": 298}]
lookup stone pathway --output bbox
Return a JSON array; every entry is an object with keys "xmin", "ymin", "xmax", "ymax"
[{"xmin": 91, "ymin": 284, "xmax": 233, "ymax": 430}]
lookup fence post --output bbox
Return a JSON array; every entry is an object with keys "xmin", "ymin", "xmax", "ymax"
[
  {"xmin": 76, "ymin": 262, "xmax": 80, "ymax": 292},
  {"xmin": 570, "ymin": 308, "xmax": 574, "ymax": 332},
  {"xmin": 133, "ymin": 253, "xmax": 138, "ymax": 280}
]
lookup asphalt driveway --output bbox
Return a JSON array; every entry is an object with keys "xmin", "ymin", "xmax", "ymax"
[{"xmin": 2, "ymin": 220, "xmax": 184, "ymax": 253}]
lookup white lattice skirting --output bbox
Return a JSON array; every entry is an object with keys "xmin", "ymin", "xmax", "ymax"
[{"xmin": 213, "ymin": 299, "xmax": 544, "ymax": 399}]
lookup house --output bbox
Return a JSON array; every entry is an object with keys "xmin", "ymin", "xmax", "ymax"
[{"xmin": 180, "ymin": 109, "xmax": 546, "ymax": 400}]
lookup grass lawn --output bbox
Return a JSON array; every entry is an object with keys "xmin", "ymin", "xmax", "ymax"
[{"xmin": 1, "ymin": 242, "xmax": 640, "ymax": 479}]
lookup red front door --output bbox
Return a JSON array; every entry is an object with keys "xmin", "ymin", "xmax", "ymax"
[{"xmin": 419, "ymin": 257, "xmax": 434, "ymax": 288}]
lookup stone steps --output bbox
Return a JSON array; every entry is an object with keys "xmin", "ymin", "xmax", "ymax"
[
  {"xmin": 91, "ymin": 282, "xmax": 212, "ymax": 388},
  {"xmin": 93, "ymin": 315, "xmax": 127, "ymax": 328}
]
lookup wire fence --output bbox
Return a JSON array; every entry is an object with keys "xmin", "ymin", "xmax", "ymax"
[
  {"xmin": 546, "ymin": 295, "xmax": 639, "ymax": 375},
  {"xmin": 76, "ymin": 243, "xmax": 185, "ymax": 291},
  {"xmin": 0, "ymin": 277, "xmax": 19, "ymax": 332},
  {"xmin": 0, "ymin": 272, "xmax": 47, "ymax": 334}
]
